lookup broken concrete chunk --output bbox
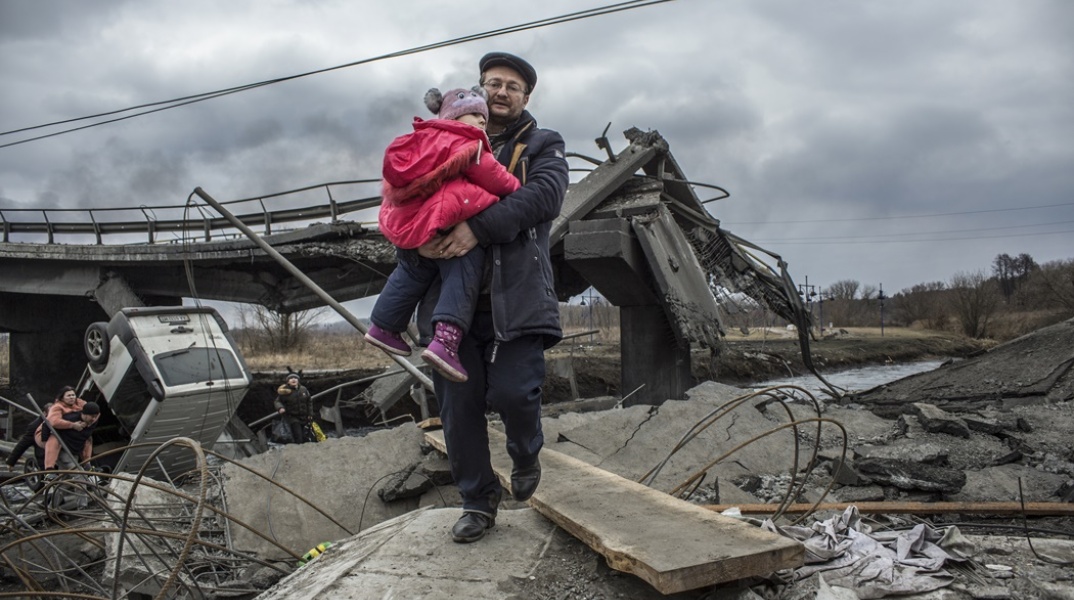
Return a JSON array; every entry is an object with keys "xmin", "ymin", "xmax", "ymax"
[
  {"xmin": 853, "ymin": 442, "xmax": 950, "ymax": 466},
  {"xmin": 895, "ymin": 413, "xmax": 925, "ymax": 438},
  {"xmin": 963, "ymin": 415, "xmax": 1006, "ymax": 435},
  {"xmin": 420, "ymin": 454, "xmax": 454, "ymax": 487},
  {"xmin": 813, "ymin": 454, "xmax": 861, "ymax": 486},
  {"xmin": 377, "ymin": 464, "xmax": 434, "ymax": 502},
  {"xmin": 854, "ymin": 457, "xmax": 967, "ymax": 494},
  {"xmin": 833, "ymin": 484, "xmax": 886, "ymax": 503},
  {"xmin": 991, "ymin": 451, "xmax": 1023, "ymax": 466},
  {"xmin": 1054, "ymin": 480, "xmax": 1074, "ymax": 502},
  {"xmin": 913, "ymin": 402, "xmax": 971, "ymax": 438}
]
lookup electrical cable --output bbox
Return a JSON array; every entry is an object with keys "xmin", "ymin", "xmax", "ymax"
[
  {"xmin": 0, "ymin": 0, "xmax": 674, "ymax": 149},
  {"xmin": 753, "ymin": 228, "xmax": 1074, "ymax": 246},
  {"xmin": 756, "ymin": 220, "xmax": 1074, "ymax": 243},
  {"xmin": 726, "ymin": 201, "xmax": 1074, "ymax": 226}
]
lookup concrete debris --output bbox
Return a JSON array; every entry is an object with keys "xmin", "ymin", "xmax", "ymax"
[
  {"xmin": 914, "ymin": 402, "xmax": 973, "ymax": 438},
  {"xmin": 244, "ymin": 369, "xmax": 1074, "ymax": 598},
  {"xmin": 854, "ymin": 441, "xmax": 951, "ymax": 465},
  {"xmin": 376, "ymin": 463, "xmax": 434, "ymax": 502},
  {"xmin": 853, "ymin": 457, "xmax": 968, "ymax": 494},
  {"xmin": 7, "ymin": 323, "xmax": 1074, "ymax": 599}
]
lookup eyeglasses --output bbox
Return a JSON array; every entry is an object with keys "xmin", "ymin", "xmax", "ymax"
[{"xmin": 482, "ymin": 79, "xmax": 526, "ymax": 95}]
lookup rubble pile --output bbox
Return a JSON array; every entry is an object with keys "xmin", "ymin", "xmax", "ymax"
[{"xmin": 3, "ymin": 319, "xmax": 1073, "ymax": 599}]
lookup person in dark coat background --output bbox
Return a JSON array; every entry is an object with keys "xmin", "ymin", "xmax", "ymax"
[
  {"xmin": 5, "ymin": 401, "xmax": 53, "ymax": 469},
  {"xmin": 273, "ymin": 373, "xmax": 316, "ymax": 444}
]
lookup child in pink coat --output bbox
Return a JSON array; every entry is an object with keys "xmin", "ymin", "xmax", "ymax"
[{"xmin": 366, "ymin": 87, "xmax": 520, "ymax": 383}]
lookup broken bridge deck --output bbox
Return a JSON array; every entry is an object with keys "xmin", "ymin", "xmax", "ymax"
[{"xmin": 424, "ymin": 427, "xmax": 803, "ymax": 594}]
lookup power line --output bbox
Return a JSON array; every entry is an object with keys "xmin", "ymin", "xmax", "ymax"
[
  {"xmin": 724, "ymin": 201, "xmax": 1074, "ymax": 225},
  {"xmin": 763, "ymin": 219, "xmax": 1074, "ymax": 242},
  {"xmin": 753, "ymin": 228, "xmax": 1074, "ymax": 245},
  {"xmin": 0, "ymin": 0, "xmax": 673, "ymax": 149}
]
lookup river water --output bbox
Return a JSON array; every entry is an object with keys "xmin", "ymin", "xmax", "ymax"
[{"xmin": 749, "ymin": 360, "xmax": 945, "ymax": 397}]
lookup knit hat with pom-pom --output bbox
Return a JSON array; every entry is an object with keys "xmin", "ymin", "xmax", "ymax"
[{"xmin": 424, "ymin": 86, "xmax": 489, "ymax": 121}]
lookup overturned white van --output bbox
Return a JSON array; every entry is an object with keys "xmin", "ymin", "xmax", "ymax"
[{"xmin": 78, "ymin": 306, "xmax": 251, "ymax": 479}]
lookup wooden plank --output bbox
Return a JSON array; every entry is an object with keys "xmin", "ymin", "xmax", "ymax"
[{"xmin": 425, "ymin": 428, "xmax": 803, "ymax": 594}]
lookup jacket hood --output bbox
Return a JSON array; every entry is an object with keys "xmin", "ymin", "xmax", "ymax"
[{"xmin": 382, "ymin": 118, "xmax": 493, "ymax": 203}]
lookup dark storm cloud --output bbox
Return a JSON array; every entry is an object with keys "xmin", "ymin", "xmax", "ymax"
[
  {"xmin": 2, "ymin": 0, "xmax": 1072, "ymax": 294},
  {"xmin": 753, "ymin": 104, "xmax": 999, "ymax": 213},
  {"xmin": 0, "ymin": 0, "xmax": 131, "ymax": 39}
]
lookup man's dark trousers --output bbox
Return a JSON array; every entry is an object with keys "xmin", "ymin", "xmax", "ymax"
[{"xmin": 435, "ymin": 310, "xmax": 545, "ymax": 513}]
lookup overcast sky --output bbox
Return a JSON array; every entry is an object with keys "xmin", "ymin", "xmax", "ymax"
[{"xmin": 2, "ymin": 0, "xmax": 1072, "ymax": 307}]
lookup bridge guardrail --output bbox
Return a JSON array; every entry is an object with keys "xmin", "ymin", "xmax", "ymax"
[{"xmin": 0, "ymin": 179, "xmax": 383, "ymax": 245}]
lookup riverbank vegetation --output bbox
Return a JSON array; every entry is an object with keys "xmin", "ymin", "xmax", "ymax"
[{"xmin": 718, "ymin": 254, "xmax": 1074, "ymax": 342}]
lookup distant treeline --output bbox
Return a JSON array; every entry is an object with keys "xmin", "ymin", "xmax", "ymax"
[{"xmin": 720, "ymin": 254, "xmax": 1074, "ymax": 341}]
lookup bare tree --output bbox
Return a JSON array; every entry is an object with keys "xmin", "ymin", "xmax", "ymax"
[
  {"xmin": 993, "ymin": 252, "xmax": 1038, "ymax": 304},
  {"xmin": 948, "ymin": 270, "xmax": 1000, "ymax": 338},
  {"xmin": 239, "ymin": 305, "xmax": 324, "ymax": 352},
  {"xmin": 827, "ymin": 280, "xmax": 860, "ymax": 301},
  {"xmin": 821, "ymin": 279, "xmax": 859, "ymax": 326},
  {"xmin": 893, "ymin": 281, "xmax": 948, "ymax": 330},
  {"xmin": 1029, "ymin": 258, "xmax": 1074, "ymax": 313},
  {"xmin": 993, "ymin": 253, "xmax": 1016, "ymax": 302}
]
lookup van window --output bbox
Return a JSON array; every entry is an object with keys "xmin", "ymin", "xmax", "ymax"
[{"xmin": 154, "ymin": 348, "xmax": 245, "ymax": 387}]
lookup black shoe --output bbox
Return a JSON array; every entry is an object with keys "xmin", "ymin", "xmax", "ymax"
[
  {"xmin": 451, "ymin": 511, "xmax": 495, "ymax": 543},
  {"xmin": 511, "ymin": 458, "xmax": 542, "ymax": 502}
]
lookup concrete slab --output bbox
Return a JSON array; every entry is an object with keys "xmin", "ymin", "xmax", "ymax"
[
  {"xmin": 220, "ymin": 425, "xmax": 433, "ymax": 560},
  {"xmin": 257, "ymin": 507, "xmax": 556, "ymax": 600},
  {"xmin": 544, "ymin": 381, "xmax": 808, "ymax": 493},
  {"xmin": 947, "ymin": 463, "xmax": 1069, "ymax": 503}
]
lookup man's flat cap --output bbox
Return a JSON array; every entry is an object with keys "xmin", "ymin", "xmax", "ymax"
[{"xmin": 479, "ymin": 52, "xmax": 537, "ymax": 91}]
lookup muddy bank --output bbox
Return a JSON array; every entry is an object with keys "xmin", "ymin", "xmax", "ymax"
[
  {"xmin": 543, "ymin": 329, "xmax": 993, "ymax": 402},
  {"xmin": 712, "ymin": 331, "xmax": 993, "ymax": 383}
]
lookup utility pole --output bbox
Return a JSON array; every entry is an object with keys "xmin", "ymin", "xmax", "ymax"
[
  {"xmin": 579, "ymin": 288, "xmax": 596, "ymax": 342},
  {"xmin": 797, "ymin": 275, "xmax": 817, "ymax": 334},
  {"xmin": 817, "ymin": 289, "xmax": 825, "ymax": 336},
  {"xmin": 878, "ymin": 283, "xmax": 887, "ymax": 337}
]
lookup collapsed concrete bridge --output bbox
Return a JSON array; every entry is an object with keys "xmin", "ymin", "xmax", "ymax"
[{"xmin": 0, "ymin": 128, "xmax": 813, "ymax": 406}]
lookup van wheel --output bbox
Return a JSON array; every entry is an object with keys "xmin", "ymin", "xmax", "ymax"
[
  {"xmin": 24, "ymin": 456, "xmax": 43, "ymax": 492},
  {"xmin": 85, "ymin": 322, "xmax": 110, "ymax": 367}
]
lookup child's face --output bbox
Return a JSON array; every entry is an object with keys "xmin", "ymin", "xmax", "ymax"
[{"xmin": 456, "ymin": 113, "xmax": 487, "ymax": 130}]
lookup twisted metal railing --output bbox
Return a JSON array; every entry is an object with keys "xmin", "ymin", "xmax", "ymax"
[{"xmin": 0, "ymin": 179, "xmax": 383, "ymax": 245}]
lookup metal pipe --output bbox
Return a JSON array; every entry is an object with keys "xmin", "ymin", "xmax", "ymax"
[
  {"xmin": 704, "ymin": 501, "xmax": 1074, "ymax": 516},
  {"xmin": 192, "ymin": 187, "xmax": 434, "ymax": 391}
]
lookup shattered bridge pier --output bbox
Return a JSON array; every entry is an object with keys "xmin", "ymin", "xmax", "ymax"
[{"xmin": 552, "ymin": 127, "xmax": 810, "ymax": 405}]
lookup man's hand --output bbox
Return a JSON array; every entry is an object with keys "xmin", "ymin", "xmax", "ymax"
[
  {"xmin": 418, "ymin": 222, "xmax": 478, "ymax": 259},
  {"xmin": 278, "ymin": 408, "xmax": 286, "ymax": 414}
]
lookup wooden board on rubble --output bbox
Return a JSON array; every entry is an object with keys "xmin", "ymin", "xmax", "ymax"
[{"xmin": 425, "ymin": 428, "xmax": 804, "ymax": 594}]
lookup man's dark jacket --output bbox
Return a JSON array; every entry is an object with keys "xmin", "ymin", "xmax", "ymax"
[{"xmin": 468, "ymin": 110, "xmax": 569, "ymax": 347}]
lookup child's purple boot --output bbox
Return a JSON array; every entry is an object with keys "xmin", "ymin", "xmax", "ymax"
[
  {"xmin": 421, "ymin": 321, "xmax": 468, "ymax": 382},
  {"xmin": 364, "ymin": 324, "xmax": 412, "ymax": 356}
]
